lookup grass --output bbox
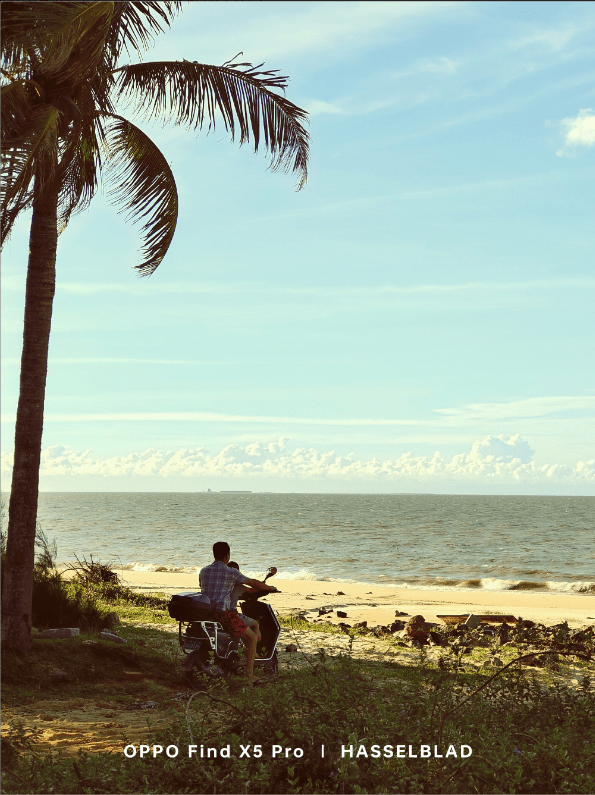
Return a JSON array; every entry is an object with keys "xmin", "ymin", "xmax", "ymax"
[
  {"xmin": 1, "ymin": 544, "xmax": 594, "ymax": 793},
  {"xmin": 2, "ymin": 596, "xmax": 594, "ymax": 794}
]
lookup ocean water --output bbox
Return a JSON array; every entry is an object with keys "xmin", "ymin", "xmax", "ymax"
[{"xmin": 12, "ymin": 493, "xmax": 595, "ymax": 594}]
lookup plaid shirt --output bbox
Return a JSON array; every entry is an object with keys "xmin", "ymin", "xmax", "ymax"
[{"xmin": 199, "ymin": 560, "xmax": 249, "ymax": 610}]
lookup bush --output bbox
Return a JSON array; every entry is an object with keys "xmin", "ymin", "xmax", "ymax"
[{"xmin": 31, "ymin": 531, "xmax": 113, "ymax": 631}]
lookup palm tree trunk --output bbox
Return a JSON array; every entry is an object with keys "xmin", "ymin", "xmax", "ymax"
[{"xmin": 1, "ymin": 179, "xmax": 59, "ymax": 652}]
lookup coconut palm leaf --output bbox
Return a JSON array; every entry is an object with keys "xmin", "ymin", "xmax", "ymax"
[
  {"xmin": 113, "ymin": 60, "xmax": 310, "ymax": 189},
  {"xmin": 56, "ymin": 113, "xmax": 103, "ymax": 231},
  {"xmin": 101, "ymin": 115, "xmax": 178, "ymax": 275},
  {"xmin": 106, "ymin": 2, "xmax": 182, "ymax": 60},
  {"xmin": 1, "ymin": 79, "xmax": 35, "ymax": 140},
  {"xmin": 1, "ymin": 104, "xmax": 61, "ymax": 243},
  {"xmin": 1, "ymin": 2, "xmax": 114, "ymax": 82}
]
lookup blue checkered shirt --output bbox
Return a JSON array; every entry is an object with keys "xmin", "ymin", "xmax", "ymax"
[{"xmin": 199, "ymin": 560, "xmax": 249, "ymax": 610}]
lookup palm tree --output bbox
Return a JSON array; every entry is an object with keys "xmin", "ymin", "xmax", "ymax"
[{"xmin": 1, "ymin": 1, "xmax": 309, "ymax": 651}]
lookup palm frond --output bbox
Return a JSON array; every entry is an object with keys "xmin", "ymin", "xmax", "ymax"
[
  {"xmin": 1, "ymin": 80, "xmax": 35, "ymax": 139},
  {"xmin": 113, "ymin": 60, "xmax": 309, "ymax": 190},
  {"xmin": 56, "ymin": 107, "xmax": 103, "ymax": 231},
  {"xmin": 1, "ymin": 2, "xmax": 114, "ymax": 82},
  {"xmin": 101, "ymin": 114, "xmax": 178, "ymax": 275},
  {"xmin": 1, "ymin": 104, "xmax": 60, "ymax": 244},
  {"xmin": 105, "ymin": 2, "xmax": 183, "ymax": 62}
]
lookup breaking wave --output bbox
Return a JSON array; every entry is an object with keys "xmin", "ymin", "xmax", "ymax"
[{"xmin": 113, "ymin": 562, "xmax": 594, "ymax": 594}]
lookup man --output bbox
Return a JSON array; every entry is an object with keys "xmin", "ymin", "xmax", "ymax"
[{"xmin": 199, "ymin": 541, "xmax": 275, "ymax": 684}]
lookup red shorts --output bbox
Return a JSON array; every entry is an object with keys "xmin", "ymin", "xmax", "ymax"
[{"xmin": 219, "ymin": 609, "xmax": 250, "ymax": 637}]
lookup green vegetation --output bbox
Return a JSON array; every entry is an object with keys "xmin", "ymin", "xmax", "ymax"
[
  {"xmin": 2, "ymin": 633, "xmax": 594, "ymax": 794},
  {"xmin": 1, "ymin": 546, "xmax": 594, "ymax": 793}
]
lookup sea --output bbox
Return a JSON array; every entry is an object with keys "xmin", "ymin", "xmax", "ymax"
[{"xmin": 6, "ymin": 493, "xmax": 595, "ymax": 595}]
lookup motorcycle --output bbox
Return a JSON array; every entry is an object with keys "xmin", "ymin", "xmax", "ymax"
[{"xmin": 168, "ymin": 566, "xmax": 281, "ymax": 686}]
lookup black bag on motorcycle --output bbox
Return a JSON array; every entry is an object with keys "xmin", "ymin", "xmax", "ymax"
[{"xmin": 167, "ymin": 592, "xmax": 216, "ymax": 622}]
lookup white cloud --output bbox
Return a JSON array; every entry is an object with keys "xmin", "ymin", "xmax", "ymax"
[
  {"xmin": 555, "ymin": 108, "xmax": 595, "ymax": 156},
  {"xmin": 304, "ymin": 100, "xmax": 345, "ymax": 116},
  {"xmin": 2, "ymin": 394, "xmax": 593, "ymax": 429},
  {"xmin": 2, "ymin": 436, "xmax": 593, "ymax": 486},
  {"xmin": 391, "ymin": 56, "xmax": 459, "ymax": 79},
  {"xmin": 4, "ymin": 276, "xmax": 591, "ymax": 298},
  {"xmin": 163, "ymin": 2, "xmax": 463, "ymax": 64},
  {"xmin": 436, "ymin": 396, "xmax": 595, "ymax": 423}
]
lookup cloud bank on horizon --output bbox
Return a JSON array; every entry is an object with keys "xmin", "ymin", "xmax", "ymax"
[{"xmin": 2, "ymin": 435, "xmax": 593, "ymax": 491}]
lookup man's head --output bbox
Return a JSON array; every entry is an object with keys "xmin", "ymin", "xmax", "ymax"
[
  {"xmin": 213, "ymin": 541, "xmax": 230, "ymax": 562},
  {"xmin": 227, "ymin": 560, "xmax": 239, "ymax": 570}
]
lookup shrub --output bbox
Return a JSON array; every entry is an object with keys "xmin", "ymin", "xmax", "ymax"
[{"xmin": 31, "ymin": 529, "xmax": 112, "ymax": 631}]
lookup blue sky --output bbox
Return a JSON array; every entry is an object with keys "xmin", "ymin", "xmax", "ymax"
[{"xmin": 2, "ymin": 0, "xmax": 594, "ymax": 493}]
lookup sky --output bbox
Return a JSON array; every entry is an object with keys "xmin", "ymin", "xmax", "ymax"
[{"xmin": 1, "ymin": 0, "xmax": 594, "ymax": 494}]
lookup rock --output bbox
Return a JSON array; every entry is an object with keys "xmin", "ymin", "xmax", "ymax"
[
  {"xmin": 429, "ymin": 631, "xmax": 444, "ymax": 646},
  {"xmin": 337, "ymin": 622, "xmax": 351, "ymax": 630},
  {"xmin": 49, "ymin": 667, "xmax": 69, "ymax": 682},
  {"xmin": 336, "ymin": 591, "xmax": 345, "ymax": 596},
  {"xmin": 390, "ymin": 620, "xmax": 406, "ymax": 632},
  {"xmin": 464, "ymin": 614, "xmax": 481, "ymax": 630},
  {"xmin": 491, "ymin": 656, "xmax": 504, "ymax": 667},
  {"xmin": 337, "ymin": 611, "xmax": 348, "ymax": 618},
  {"xmin": 355, "ymin": 621, "xmax": 368, "ymax": 629},
  {"xmin": 395, "ymin": 610, "xmax": 409, "ymax": 617},
  {"xmin": 40, "ymin": 628, "xmax": 80, "ymax": 639},
  {"xmin": 318, "ymin": 606, "xmax": 333, "ymax": 616},
  {"xmin": 105, "ymin": 612, "xmax": 120, "ymax": 628},
  {"xmin": 305, "ymin": 596, "xmax": 315, "ymax": 600},
  {"xmin": 406, "ymin": 615, "xmax": 432, "ymax": 640},
  {"xmin": 100, "ymin": 630, "xmax": 127, "ymax": 644},
  {"xmin": 285, "ymin": 644, "xmax": 298, "ymax": 653}
]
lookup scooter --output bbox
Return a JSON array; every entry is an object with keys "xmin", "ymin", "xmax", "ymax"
[{"xmin": 168, "ymin": 566, "xmax": 281, "ymax": 686}]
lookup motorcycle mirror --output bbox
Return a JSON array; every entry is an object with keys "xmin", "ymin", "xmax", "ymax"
[{"xmin": 265, "ymin": 566, "xmax": 277, "ymax": 581}]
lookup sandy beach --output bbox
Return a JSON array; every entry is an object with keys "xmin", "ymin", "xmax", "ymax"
[{"xmin": 120, "ymin": 570, "xmax": 594, "ymax": 629}]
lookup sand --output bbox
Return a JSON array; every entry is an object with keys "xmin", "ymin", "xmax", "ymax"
[{"xmin": 120, "ymin": 570, "xmax": 594, "ymax": 629}]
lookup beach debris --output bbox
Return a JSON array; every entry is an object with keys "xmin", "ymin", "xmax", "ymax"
[
  {"xmin": 285, "ymin": 643, "xmax": 298, "ymax": 653},
  {"xmin": 40, "ymin": 628, "xmax": 80, "ymax": 639},
  {"xmin": 100, "ymin": 630, "xmax": 127, "ymax": 644},
  {"xmin": 437, "ymin": 614, "xmax": 518, "ymax": 625},
  {"xmin": 49, "ymin": 667, "xmax": 69, "ymax": 682},
  {"xmin": 337, "ymin": 611, "xmax": 348, "ymax": 618}
]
